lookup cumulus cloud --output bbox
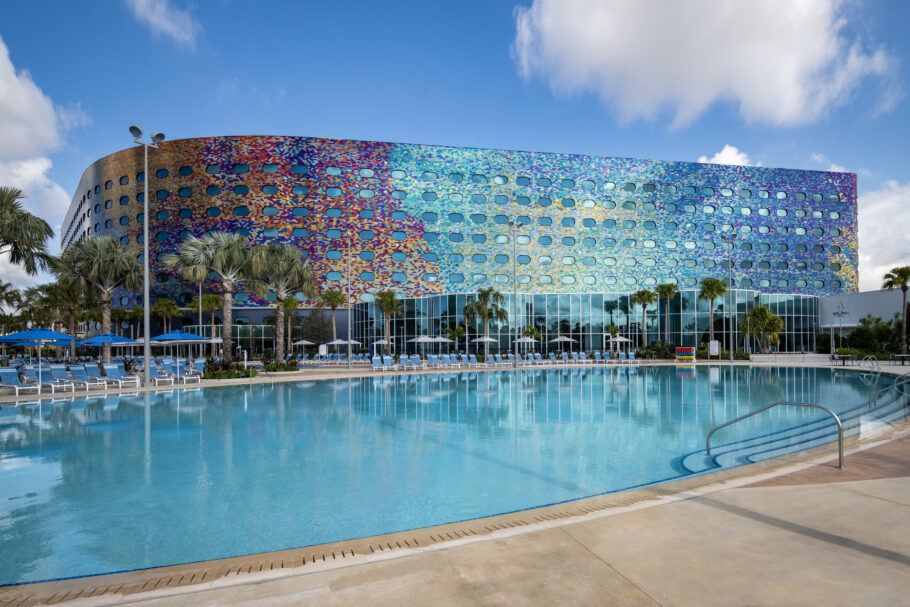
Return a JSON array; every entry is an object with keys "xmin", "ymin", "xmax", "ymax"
[
  {"xmin": 126, "ymin": 0, "xmax": 201, "ymax": 49},
  {"xmin": 810, "ymin": 152, "xmax": 854, "ymax": 174},
  {"xmin": 0, "ymin": 40, "xmax": 59, "ymax": 159},
  {"xmin": 858, "ymin": 180, "xmax": 910, "ymax": 291},
  {"xmin": 698, "ymin": 145, "xmax": 760, "ymax": 167},
  {"xmin": 512, "ymin": 0, "xmax": 899, "ymax": 127},
  {"xmin": 0, "ymin": 36, "xmax": 85, "ymax": 289}
]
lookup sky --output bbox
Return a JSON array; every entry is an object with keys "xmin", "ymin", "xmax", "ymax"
[{"xmin": 0, "ymin": 0, "xmax": 908, "ymax": 292}]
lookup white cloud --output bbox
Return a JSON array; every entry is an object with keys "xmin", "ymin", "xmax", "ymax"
[
  {"xmin": 512, "ymin": 0, "xmax": 898, "ymax": 127},
  {"xmin": 126, "ymin": 0, "xmax": 201, "ymax": 49},
  {"xmin": 810, "ymin": 152, "xmax": 856, "ymax": 174},
  {"xmin": 858, "ymin": 180, "xmax": 910, "ymax": 291},
  {"xmin": 0, "ymin": 39, "xmax": 59, "ymax": 158},
  {"xmin": 0, "ymin": 36, "xmax": 85, "ymax": 289},
  {"xmin": 697, "ymin": 145, "xmax": 760, "ymax": 167}
]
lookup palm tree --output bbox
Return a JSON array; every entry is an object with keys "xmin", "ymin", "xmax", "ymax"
[
  {"xmin": 247, "ymin": 244, "xmax": 317, "ymax": 359},
  {"xmin": 109, "ymin": 308, "xmax": 130, "ymax": 337},
  {"xmin": 55, "ymin": 237, "xmax": 141, "ymax": 362},
  {"xmin": 374, "ymin": 291, "xmax": 402, "ymax": 355},
  {"xmin": 0, "ymin": 280, "xmax": 20, "ymax": 332},
  {"xmin": 655, "ymin": 283, "xmax": 678, "ymax": 344},
  {"xmin": 463, "ymin": 287, "xmax": 508, "ymax": 358},
  {"xmin": 43, "ymin": 281, "xmax": 86, "ymax": 359},
  {"xmin": 698, "ymin": 278, "xmax": 728, "ymax": 346},
  {"xmin": 321, "ymin": 289, "xmax": 346, "ymax": 350},
  {"xmin": 740, "ymin": 305, "xmax": 784, "ymax": 354},
  {"xmin": 444, "ymin": 324, "xmax": 466, "ymax": 353},
  {"xmin": 189, "ymin": 294, "xmax": 222, "ymax": 357},
  {"xmin": 631, "ymin": 289, "xmax": 657, "ymax": 349},
  {"xmin": 162, "ymin": 232, "xmax": 264, "ymax": 362},
  {"xmin": 151, "ymin": 297, "xmax": 180, "ymax": 333},
  {"xmin": 883, "ymin": 266, "xmax": 910, "ymax": 354},
  {"xmin": 0, "ymin": 186, "xmax": 54, "ymax": 275}
]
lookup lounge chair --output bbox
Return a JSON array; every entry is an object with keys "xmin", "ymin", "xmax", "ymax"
[
  {"xmin": 371, "ymin": 356, "xmax": 384, "ymax": 371},
  {"xmin": 409, "ymin": 354, "xmax": 426, "ymax": 370},
  {"xmin": 548, "ymin": 352, "xmax": 560, "ymax": 365},
  {"xmin": 20, "ymin": 365, "xmax": 72, "ymax": 393},
  {"xmin": 469, "ymin": 354, "xmax": 484, "ymax": 368},
  {"xmin": 570, "ymin": 352, "xmax": 582, "ymax": 364},
  {"xmin": 101, "ymin": 364, "xmax": 141, "ymax": 389},
  {"xmin": 0, "ymin": 368, "xmax": 40, "ymax": 396},
  {"xmin": 627, "ymin": 352, "xmax": 641, "ymax": 365},
  {"xmin": 68, "ymin": 365, "xmax": 107, "ymax": 391},
  {"xmin": 146, "ymin": 362, "xmax": 175, "ymax": 386},
  {"xmin": 561, "ymin": 352, "xmax": 570, "ymax": 364},
  {"xmin": 48, "ymin": 365, "xmax": 77, "ymax": 392},
  {"xmin": 579, "ymin": 352, "xmax": 593, "ymax": 364},
  {"xmin": 165, "ymin": 362, "xmax": 201, "ymax": 384},
  {"xmin": 382, "ymin": 356, "xmax": 398, "ymax": 371}
]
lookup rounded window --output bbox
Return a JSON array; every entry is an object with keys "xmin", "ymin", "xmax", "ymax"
[
  {"xmin": 262, "ymin": 185, "xmax": 278, "ymax": 195},
  {"xmin": 119, "ymin": 175, "xmax": 129, "ymax": 185},
  {"xmin": 326, "ymin": 187, "xmax": 341, "ymax": 198},
  {"xmin": 233, "ymin": 164, "xmax": 250, "ymax": 174},
  {"xmin": 206, "ymin": 207, "xmax": 220, "ymax": 217},
  {"xmin": 261, "ymin": 164, "xmax": 278, "ymax": 173},
  {"xmin": 206, "ymin": 185, "xmax": 221, "ymax": 196},
  {"xmin": 156, "ymin": 189, "xmax": 168, "ymax": 199},
  {"xmin": 325, "ymin": 166, "xmax": 342, "ymax": 176},
  {"xmin": 421, "ymin": 171, "xmax": 437, "ymax": 181},
  {"xmin": 422, "ymin": 191, "xmax": 438, "ymax": 201},
  {"xmin": 262, "ymin": 206, "xmax": 279, "ymax": 216},
  {"xmin": 359, "ymin": 168, "xmax": 375, "ymax": 178},
  {"xmin": 292, "ymin": 228, "xmax": 308, "ymax": 237},
  {"xmin": 291, "ymin": 165, "xmax": 310, "ymax": 175},
  {"xmin": 359, "ymin": 189, "xmax": 374, "ymax": 198},
  {"xmin": 392, "ymin": 272, "xmax": 407, "ymax": 283},
  {"xmin": 359, "ymin": 230, "xmax": 375, "ymax": 240},
  {"xmin": 205, "ymin": 165, "xmax": 220, "ymax": 174}
]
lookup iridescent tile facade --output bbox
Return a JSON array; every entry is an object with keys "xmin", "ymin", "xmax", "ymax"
[{"xmin": 63, "ymin": 136, "xmax": 857, "ymax": 308}]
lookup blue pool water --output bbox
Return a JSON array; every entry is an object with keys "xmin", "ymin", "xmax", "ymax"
[{"xmin": 0, "ymin": 366, "xmax": 899, "ymax": 585}]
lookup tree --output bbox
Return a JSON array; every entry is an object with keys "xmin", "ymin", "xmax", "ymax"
[
  {"xmin": 151, "ymin": 297, "xmax": 180, "ymax": 333},
  {"xmin": 698, "ymin": 278, "xmax": 728, "ymax": 346},
  {"xmin": 655, "ymin": 283, "xmax": 678, "ymax": 344},
  {"xmin": 631, "ymin": 290, "xmax": 657, "ymax": 349},
  {"xmin": 882, "ymin": 266, "xmax": 910, "ymax": 354},
  {"xmin": 299, "ymin": 307, "xmax": 332, "ymax": 345},
  {"xmin": 740, "ymin": 305, "xmax": 784, "ymax": 354},
  {"xmin": 0, "ymin": 281, "xmax": 20, "ymax": 357},
  {"xmin": 162, "ymin": 232, "xmax": 264, "ymax": 362},
  {"xmin": 109, "ymin": 308, "xmax": 130, "ymax": 337},
  {"xmin": 322, "ymin": 289, "xmax": 346, "ymax": 350},
  {"xmin": 247, "ymin": 244, "xmax": 317, "ymax": 359},
  {"xmin": 374, "ymin": 291, "xmax": 402, "ymax": 355},
  {"xmin": 0, "ymin": 186, "xmax": 54, "ymax": 275},
  {"xmin": 55, "ymin": 237, "xmax": 141, "ymax": 362},
  {"xmin": 463, "ymin": 287, "xmax": 508, "ymax": 358},
  {"xmin": 44, "ymin": 281, "xmax": 86, "ymax": 359},
  {"xmin": 189, "ymin": 293, "xmax": 222, "ymax": 358},
  {"xmin": 444, "ymin": 324, "xmax": 465, "ymax": 353}
]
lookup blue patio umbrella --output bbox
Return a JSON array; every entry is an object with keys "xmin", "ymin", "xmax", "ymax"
[
  {"xmin": 0, "ymin": 327, "xmax": 75, "ymax": 394},
  {"xmin": 151, "ymin": 330, "xmax": 207, "ymax": 379}
]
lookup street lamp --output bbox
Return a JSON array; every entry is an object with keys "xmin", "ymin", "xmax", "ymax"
[
  {"xmin": 509, "ymin": 221, "xmax": 518, "ymax": 369},
  {"xmin": 721, "ymin": 233, "xmax": 737, "ymax": 363},
  {"xmin": 834, "ymin": 300, "xmax": 849, "ymax": 350},
  {"xmin": 347, "ymin": 234, "xmax": 353, "ymax": 370},
  {"xmin": 130, "ymin": 125, "xmax": 165, "ymax": 387}
]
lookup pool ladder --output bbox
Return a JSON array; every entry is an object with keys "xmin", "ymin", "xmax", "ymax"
[{"xmin": 706, "ymin": 401, "xmax": 845, "ymax": 470}]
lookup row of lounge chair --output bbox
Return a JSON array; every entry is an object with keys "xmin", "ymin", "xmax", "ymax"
[
  {"xmin": 369, "ymin": 351, "xmax": 641, "ymax": 371},
  {"xmin": 0, "ymin": 361, "xmax": 203, "ymax": 396}
]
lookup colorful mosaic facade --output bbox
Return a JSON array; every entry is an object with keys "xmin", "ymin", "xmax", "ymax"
[{"xmin": 63, "ymin": 136, "xmax": 857, "ymax": 308}]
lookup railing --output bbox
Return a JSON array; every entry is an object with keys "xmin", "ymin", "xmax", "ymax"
[
  {"xmin": 869, "ymin": 371, "xmax": 910, "ymax": 408},
  {"xmin": 860, "ymin": 355, "xmax": 881, "ymax": 372},
  {"xmin": 706, "ymin": 401, "xmax": 845, "ymax": 469}
]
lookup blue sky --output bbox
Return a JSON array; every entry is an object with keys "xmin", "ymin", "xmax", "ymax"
[{"xmin": 0, "ymin": 0, "xmax": 908, "ymax": 291}]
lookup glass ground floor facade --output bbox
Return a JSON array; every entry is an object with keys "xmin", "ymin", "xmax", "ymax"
[{"xmin": 352, "ymin": 290, "xmax": 818, "ymax": 354}]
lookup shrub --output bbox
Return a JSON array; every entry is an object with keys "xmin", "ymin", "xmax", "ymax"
[
  {"xmin": 263, "ymin": 362, "xmax": 297, "ymax": 372},
  {"xmin": 203, "ymin": 360, "xmax": 258, "ymax": 379}
]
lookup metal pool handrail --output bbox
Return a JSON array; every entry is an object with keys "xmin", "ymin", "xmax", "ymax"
[
  {"xmin": 706, "ymin": 401, "xmax": 845, "ymax": 469},
  {"xmin": 869, "ymin": 370, "xmax": 910, "ymax": 407}
]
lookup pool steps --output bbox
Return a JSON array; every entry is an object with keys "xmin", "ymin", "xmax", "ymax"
[{"xmin": 680, "ymin": 386, "xmax": 909, "ymax": 473}]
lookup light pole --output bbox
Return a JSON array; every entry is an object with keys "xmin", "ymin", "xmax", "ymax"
[
  {"xmin": 129, "ymin": 125, "xmax": 165, "ymax": 387},
  {"xmin": 834, "ymin": 300, "xmax": 848, "ymax": 351},
  {"xmin": 509, "ymin": 221, "xmax": 518, "ymax": 369},
  {"xmin": 721, "ymin": 233, "xmax": 737, "ymax": 363},
  {"xmin": 347, "ymin": 235, "xmax": 352, "ymax": 370}
]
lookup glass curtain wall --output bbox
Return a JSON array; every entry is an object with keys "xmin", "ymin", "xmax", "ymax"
[{"xmin": 353, "ymin": 291, "xmax": 817, "ymax": 355}]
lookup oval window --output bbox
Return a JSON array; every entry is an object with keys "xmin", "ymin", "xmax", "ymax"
[
  {"xmin": 262, "ymin": 185, "xmax": 278, "ymax": 195},
  {"xmin": 326, "ymin": 187, "xmax": 341, "ymax": 197}
]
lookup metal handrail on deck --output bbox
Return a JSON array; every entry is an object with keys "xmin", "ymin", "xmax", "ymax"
[
  {"xmin": 870, "ymin": 371, "xmax": 910, "ymax": 407},
  {"xmin": 706, "ymin": 401, "xmax": 845, "ymax": 469}
]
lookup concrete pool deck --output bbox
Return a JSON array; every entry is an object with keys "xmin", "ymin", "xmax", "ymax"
[{"xmin": 0, "ymin": 361, "xmax": 907, "ymax": 605}]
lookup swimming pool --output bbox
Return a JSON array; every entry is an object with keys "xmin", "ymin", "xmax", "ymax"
[{"xmin": 0, "ymin": 366, "xmax": 902, "ymax": 585}]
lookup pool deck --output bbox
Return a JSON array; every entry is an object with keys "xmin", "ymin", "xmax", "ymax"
[{"xmin": 0, "ymin": 360, "xmax": 908, "ymax": 605}]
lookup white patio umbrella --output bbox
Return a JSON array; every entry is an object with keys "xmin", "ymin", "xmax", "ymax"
[
  {"xmin": 408, "ymin": 335, "xmax": 435, "ymax": 357},
  {"xmin": 471, "ymin": 336, "xmax": 497, "ymax": 342},
  {"xmin": 608, "ymin": 335, "xmax": 633, "ymax": 353},
  {"xmin": 549, "ymin": 335, "xmax": 577, "ymax": 352},
  {"xmin": 516, "ymin": 337, "xmax": 539, "ymax": 344},
  {"xmin": 433, "ymin": 335, "xmax": 453, "ymax": 354},
  {"xmin": 292, "ymin": 339, "xmax": 314, "ymax": 346}
]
